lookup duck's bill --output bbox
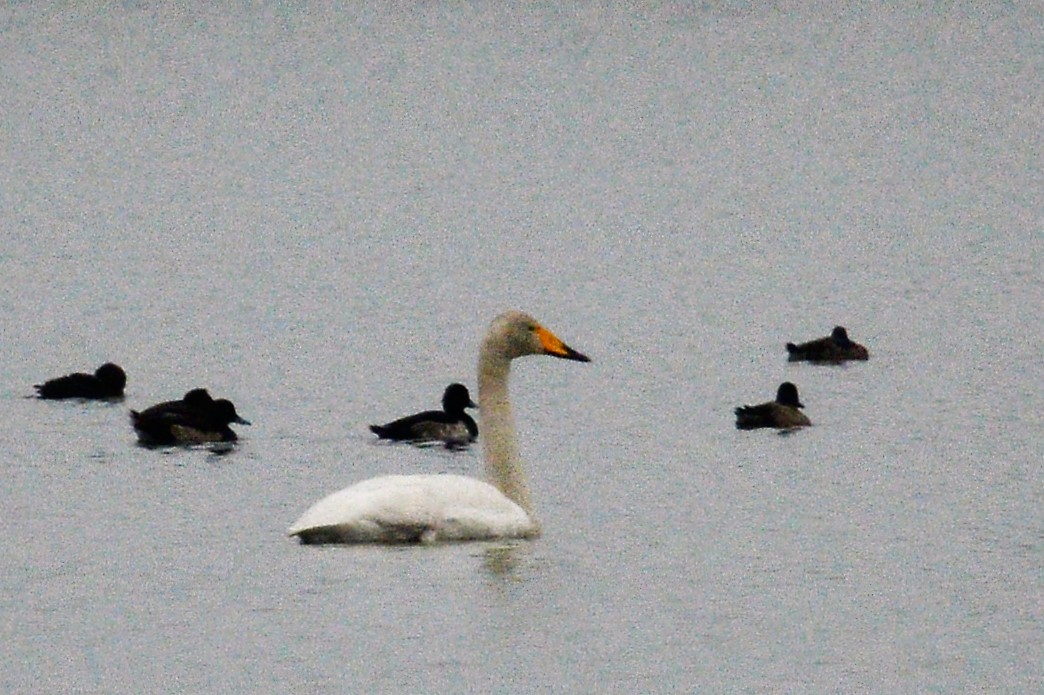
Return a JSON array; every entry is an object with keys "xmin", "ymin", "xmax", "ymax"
[
  {"xmin": 235, "ymin": 416, "xmax": 252, "ymax": 425},
  {"xmin": 537, "ymin": 327, "xmax": 591, "ymax": 363}
]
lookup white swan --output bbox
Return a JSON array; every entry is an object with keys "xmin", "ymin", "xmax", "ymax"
[{"xmin": 287, "ymin": 311, "xmax": 590, "ymax": 544}]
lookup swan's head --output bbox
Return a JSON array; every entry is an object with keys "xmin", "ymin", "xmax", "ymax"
[{"xmin": 487, "ymin": 311, "xmax": 591, "ymax": 363}]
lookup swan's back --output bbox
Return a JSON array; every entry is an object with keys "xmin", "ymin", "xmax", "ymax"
[{"xmin": 287, "ymin": 474, "xmax": 538, "ymax": 544}]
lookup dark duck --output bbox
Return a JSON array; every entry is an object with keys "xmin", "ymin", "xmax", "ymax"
[
  {"xmin": 735, "ymin": 382, "xmax": 812, "ymax": 430},
  {"xmin": 369, "ymin": 383, "xmax": 478, "ymax": 447},
  {"xmin": 786, "ymin": 326, "xmax": 869, "ymax": 363},
  {"xmin": 131, "ymin": 388, "xmax": 251, "ymax": 445},
  {"xmin": 35, "ymin": 362, "xmax": 127, "ymax": 400}
]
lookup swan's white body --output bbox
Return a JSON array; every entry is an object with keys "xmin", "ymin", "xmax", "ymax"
[
  {"xmin": 287, "ymin": 474, "xmax": 535, "ymax": 543},
  {"xmin": 288, "ymin": 311, "xmax": 589, "ymax": 544}
]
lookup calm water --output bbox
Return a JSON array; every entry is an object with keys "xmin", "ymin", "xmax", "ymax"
[{"xmin": 2, "ymin": 3, "xmax": 1041, "ymax": 692}]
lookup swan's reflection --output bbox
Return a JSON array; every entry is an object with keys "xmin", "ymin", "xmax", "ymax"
[{"xmin": 479, "ymin": 543, "xmax": 527, "ymax": 579}]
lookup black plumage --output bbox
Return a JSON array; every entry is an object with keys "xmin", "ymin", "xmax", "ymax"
[
  {"xmin": 131, "ymin": 389, "xmax": 250, "ymax": 445},
  {"xmin": 35, "ymin": 363, "xmax": 127, "ymax": 400}
]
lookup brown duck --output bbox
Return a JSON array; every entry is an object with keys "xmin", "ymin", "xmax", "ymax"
[
  {"xmin": 735, "ymin": 382, "xmax": 811, "ymax": 430},
  {"xmin": 786, "ymin": 326, "xmax": 868, "ymax": 363}
]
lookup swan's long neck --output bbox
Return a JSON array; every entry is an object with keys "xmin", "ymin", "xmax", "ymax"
[{"xmin": 478, "ymin": 343, "xmax": 534, "ymax": 516}]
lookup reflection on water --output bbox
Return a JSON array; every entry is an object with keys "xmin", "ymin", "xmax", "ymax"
[{"xmin": 478, "ymin": 544, "xmax": 528, "ymax": 581}]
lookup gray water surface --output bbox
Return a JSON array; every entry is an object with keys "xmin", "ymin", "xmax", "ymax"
[{"xmin": 1, "ymin": 3, "xmax": 1041, "ymax": 693}]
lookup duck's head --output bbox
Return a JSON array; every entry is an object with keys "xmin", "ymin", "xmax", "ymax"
[
  {"xmin": 831, "ymin": 326, "xmax": 852, "ymax": 346},
  {"xmin": 776, "ymin": 382, "xmax": 805, "ymax": 408},
  {"xmin": 212, "ymin": 399, "xmax": 251, "ymax": 426},
  {"xmin": 183, "ymin": 388, "xmax": 214, "ymax": 407},
  {"xmin": 95, "ymin": 363, "xmax": 127, "ymax": 391},
  {"xmin": 443, "ymin": 383, "xmax": 477, "ymax": 412}
]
